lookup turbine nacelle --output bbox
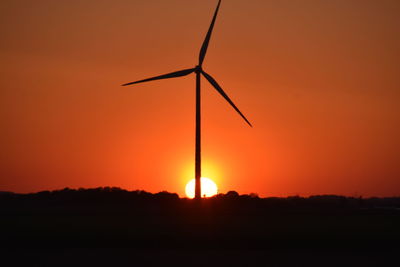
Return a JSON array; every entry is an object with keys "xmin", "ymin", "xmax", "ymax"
[{"xmin": 194, "ymin": 65, "xmax": 203, "ymax": 74}]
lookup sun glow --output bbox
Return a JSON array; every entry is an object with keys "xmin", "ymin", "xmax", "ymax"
[{"xmin": 185, "ymin": 177, "xmax": 218, "ymax": 198}]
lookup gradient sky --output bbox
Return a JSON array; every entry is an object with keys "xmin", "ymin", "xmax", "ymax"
[{"xmin": 1, "ymin": 0, "xmax": 399, "ymax": 197}]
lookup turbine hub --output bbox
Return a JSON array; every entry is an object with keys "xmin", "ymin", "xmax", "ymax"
[{"xmin": 195, "ymin": 65, "xmax": 202, "ymax": 73}]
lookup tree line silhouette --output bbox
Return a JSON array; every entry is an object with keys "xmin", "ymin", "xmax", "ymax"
[
  {"xmin": 1, "ymin": 187, "xmax": 399, "ymax": 215},
  {"xmin": 1, "ymin": 187, "xmax": 399, "ymax": 251}
]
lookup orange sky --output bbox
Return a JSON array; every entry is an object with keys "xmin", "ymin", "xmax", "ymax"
[{"xmin": 1, "ymin": 0, "xmax": 399, "ymax": 197}]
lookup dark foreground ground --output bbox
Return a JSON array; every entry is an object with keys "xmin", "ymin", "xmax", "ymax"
[{"xmin": 1, "ymin": 188, "xmax": 399, "ymax": 266}]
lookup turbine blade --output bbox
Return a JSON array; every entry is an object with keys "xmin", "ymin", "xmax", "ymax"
[
  {"xmin": 198, "ymin": 0, "xmax": 221, "ymax": 66},
  {"xmin": 202, "ymin": 71, "xmax": 252, "ymax": 127},
  {"xmin": 122, "ymin": 68, "xmax": 195, "ymax": 86}
]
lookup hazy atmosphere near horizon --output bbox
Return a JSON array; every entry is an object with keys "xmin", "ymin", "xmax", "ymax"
[{"xmin": 1, "ymin": 0, "xmax": 399, "ymax": 197}]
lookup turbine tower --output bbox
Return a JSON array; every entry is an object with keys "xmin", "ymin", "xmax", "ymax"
[{"xmin": 122, "ymin": 0, "xmax": 252, "ymax": 200}]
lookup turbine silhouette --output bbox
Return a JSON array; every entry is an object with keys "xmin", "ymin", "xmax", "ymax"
[{"xmin": 122, "ymin": 0, "xmax": 252, "ymax": 199}]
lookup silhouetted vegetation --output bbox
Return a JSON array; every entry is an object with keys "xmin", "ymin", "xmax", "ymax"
[
  {"xmin": 1, "ymin": 188, "xmax": 399, "ymax": 266},
  {"xmin": 1, "ymin": 187, "xmax": 399, "ymax": 215},
  {"xmin": 0, "ymin": 188, "xmax": 398, "ymax": 249}
]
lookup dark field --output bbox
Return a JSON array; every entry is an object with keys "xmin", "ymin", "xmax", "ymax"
[{"xmin": 1, "ymin": 188, "xmax": 399, "ymax": 266}]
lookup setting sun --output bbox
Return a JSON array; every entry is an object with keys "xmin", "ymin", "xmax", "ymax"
[{"xmin": 185, "ymin": 177, "xmax": 218, "ymax": 198}]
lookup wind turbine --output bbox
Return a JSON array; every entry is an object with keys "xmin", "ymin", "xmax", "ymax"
[{"xmin": 122, "ymin": 0, "xmax": 252, "ymax": 200}]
